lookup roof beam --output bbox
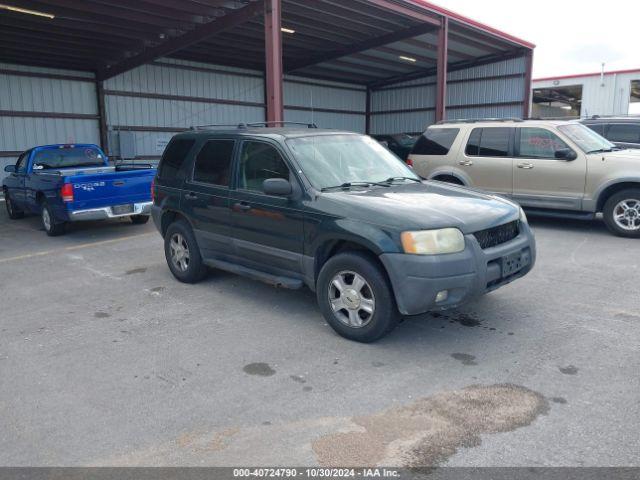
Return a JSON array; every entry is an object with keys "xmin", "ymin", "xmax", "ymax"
[
  {"xmin": 399, "ymin": 37, "xmax": 475, "ymax": 61},
  {"xmin": 352, "ymin": 0, "xmax": 440, "ymax": 26},
  {"xmin": 97, "ymin": 1, "xmax": 264, "ymax": 81},
  {"xmin": 285, "ymin": 22, "xmax": 440, "ymax": 72}
]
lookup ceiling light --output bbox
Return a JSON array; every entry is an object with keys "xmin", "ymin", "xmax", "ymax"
[
  {"xmin": 0, "ymin": 3, "xmax": 54, "ymax": 18},
  {"xmin": 281, "ymin": 27, "xmax": 295, "ymax": 34},
  {"xmin": 399, "ymin": 55, "xmax": 417, "ymax": 63}
]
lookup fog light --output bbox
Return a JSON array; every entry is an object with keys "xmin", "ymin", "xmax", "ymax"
[{"xmin": 435, "ymin": 290, "xmax": 449, "ymax": 303}]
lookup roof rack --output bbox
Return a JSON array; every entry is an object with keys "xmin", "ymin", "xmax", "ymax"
[
  {"xmin": 588, "ymin": 114, "xmax": 640, "ymax": 119},
  {"xmin": 190, "ymin": 123, "xmax": 249, "ymax": 130},
  {"xmin": 246, "ymin": 121, "xmax": 318, "ymax": 128},
  {"xmin": 435, "ymin": 117, "xmax": 524, "ymax": 125}
]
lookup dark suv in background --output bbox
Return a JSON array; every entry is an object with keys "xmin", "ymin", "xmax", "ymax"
[
  {"xmin": 581, "ymin": 117, "xmax": 640, "ymax": 149},
  {"xmin": 151, "ymin": 123, "xmax": 535, "ymax": 342}
]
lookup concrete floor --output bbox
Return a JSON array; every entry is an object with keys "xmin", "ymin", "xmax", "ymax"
[{"xmin": 0, "ymin": 202, "xmax": 638, "ymax": 467}]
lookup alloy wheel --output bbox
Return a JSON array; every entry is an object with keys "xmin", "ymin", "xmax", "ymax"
[
  {"xmin": 169, "ymin": 233, "xmax": 190, "ymax": 272},
  {"xmin": 613, "ymin": 198, "xmax": 640, "ymax": 231},
  {"xmin": 328, "ymin": 270, "xmax": 376, "ymax": 328}
]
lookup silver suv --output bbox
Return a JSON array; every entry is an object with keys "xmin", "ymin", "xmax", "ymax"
[{"xmin": 409, "ymin": 119, "xmax": 640, "ymax": 238}]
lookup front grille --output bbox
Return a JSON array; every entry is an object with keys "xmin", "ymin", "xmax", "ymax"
[{"xmin": 473, "ymin": 221, "xmax": 519, "ymax": 249}]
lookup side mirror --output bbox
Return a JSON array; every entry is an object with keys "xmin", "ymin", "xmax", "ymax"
[
  {"xmin": 555, "ymin": 148, "xmax": 577, "ymax": 160},
  {"xmin": 4, "ymin": 165, "xmax": 16, "ymax": 173},
  {"xmin": 263, "ymin": 178, "xmax": 292, "ymax": 196}
]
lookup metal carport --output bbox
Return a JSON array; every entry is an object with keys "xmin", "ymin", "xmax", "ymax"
[{"xmin": 0, "ymin": 0, "xmax": 534, "ymax": 166}]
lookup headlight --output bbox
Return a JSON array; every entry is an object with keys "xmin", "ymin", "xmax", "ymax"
[
  {"xmin": 519, "ymin": 207, "xmax": 528, "ymax": 224},
  {"xmin": 401, "ymin": 228, "xmax": 465, "ymax": 255}
]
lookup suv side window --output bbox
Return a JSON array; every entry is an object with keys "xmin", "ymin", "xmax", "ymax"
[
  {"xmin": 517, "ymin": 127, "xmax": 570, "ymax": 159},
  {"xmin": 192, "ymin": 140, "xmax": 234, "ymax": 186},
  {"xmin": 584, "ymin": 123, "xmax": 605, "ymax": 136},
  {"xmin": 465, "ymin": 128, "xmax": 510, "ymax": 157},
  {"xmin": 238, "ymin": 141, "xmax": 290, "ymax": 192},
  {"xmin": 607, "ymin": 123, "xmax": 640, "ymax": 143},
  {"xmin": 157, "ymin": 138, "xmax": 195, "ymax": 179},
  {"xmin": 412, "ymin": 128, "xmax": 460, "ymax": 155}
]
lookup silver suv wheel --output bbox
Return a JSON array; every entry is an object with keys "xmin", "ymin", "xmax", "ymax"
[
  {"xmin": 169, "ymin": 233, "xmax": 190, "ymax": 272},
  {"xmin": 328, "ymin": 270, "xmax": 376, "ymax": 328},
  {"xmin": 42, "ymin": 206, "xmax": 51, "ymax": 231},
  {"xmin": 613, "ymin": 198, "xmax": 640, "ymax": 231}
]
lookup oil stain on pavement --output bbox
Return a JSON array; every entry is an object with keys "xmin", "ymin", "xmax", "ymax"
[
  {"xmin": 312, "ymin": 384, "xmax": 548, "ymax": 467},
  {"xmin": 451, "ymin": 353, "xmax": 478, "ymax": 366},
  {"xmin": 559, "ymin": 365, "xmax": 579, "ymax": 375},
  {"xmin": 243, "ymin": 363, "xmax": 276, "ymax": 376}
]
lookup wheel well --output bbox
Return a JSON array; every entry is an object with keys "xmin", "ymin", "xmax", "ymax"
[
  {"xmin": 597, "ymin": 182, "xmax": 640, "ymax": 212},
  {"xmin": 432, "ymin": 174, "xmax": 464, "ymax": 185},
  {"xmin": 160, "ymin": 210, "xmax": 188, "ymax": 236},
  {"xmin": 314, "ymin": 240, "xmax": 384, "ymax": 281}
]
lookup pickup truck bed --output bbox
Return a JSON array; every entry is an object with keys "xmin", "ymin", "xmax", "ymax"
[{"xmin": 3, "ymin": 144, "xmax": 156, "ymax": 236}]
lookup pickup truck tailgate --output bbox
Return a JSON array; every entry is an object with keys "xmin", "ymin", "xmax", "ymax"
[{"xmin": 63, "ymin": 169, "xmax": 155, "ymax": 211}]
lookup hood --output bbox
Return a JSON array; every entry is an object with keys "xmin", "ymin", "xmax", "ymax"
[
  {"xmin": 600, "ymin": 149, "xmax": 640, "ymax": 161},
  {"xmin": 317, "ymin": 181, "xmax": 519, "ymax": 234}
]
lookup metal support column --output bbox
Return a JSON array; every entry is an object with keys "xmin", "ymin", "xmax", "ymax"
[
  {"xmin": 365, "ymin": 87, "xmax": 371, "ymax": 134},
  {"xmin": 522, "ymin": 49, "xmax": 534, "ymax": 119},
  {"xmin": 96, "ymin": 79, "xmax": 109, "ymax": 153},
  {"xmin": 435, "ymin": 16, "xmax": 448, "ymax": 122},
  {"xmin": 264, "ymin": 0, "xmax": 284, "ymax": 123}
]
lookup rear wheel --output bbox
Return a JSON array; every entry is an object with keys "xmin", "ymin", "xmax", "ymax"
[
  {"xmin": 603, "ymin": 189, "xmax": 640, "ymax": 238},
  {"xmin": 130, "ymin": 215, "xmax": 150, "ymax": 225},
  {"xmin": 317, "ymin": 251, "xmax": 399, "ymax": 343},
  {"xmin": 4, "ymin": 192, "xmax": 24, "ymax": 219},
  {"xmin": 41, "ymin": 201, "xmax": 65, "ymax": 236},
  {"xmin": 164, "ymin": 220, "xmax": 208, "ymax": 283}
]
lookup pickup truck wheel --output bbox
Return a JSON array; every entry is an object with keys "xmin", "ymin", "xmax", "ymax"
[
  {"xmin": 317, "ymin": 251, "xmax": 399, "ymax": 343},
  {"xmin": 164, "ymin": 220, "xmax": 208, "ymax": 283},
  {"xmin": 130, "ymin": 215, "xmax": 150, "ymax": 225},
  {"xmin": 41, "ymin": 201, "xmax": 65, "ymax": 236},
  {"xmin": 4, "ymin": 192, "xmax": 24, "ymax": 219},
  {"xmin": 603, "ymin": 189, "xmax": 640, "ymax": 238}
]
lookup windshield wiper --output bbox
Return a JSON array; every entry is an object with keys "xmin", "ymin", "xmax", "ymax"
[
  {"xmin": 383, "ymin": 176, "xmax": 422, "ymax": 184},
  {"xmin": 321, "ymin": 181, "xmax": 390, "ymax": 192},
  {"xmin": 587, "ymin": 148, "xmax": 615, "ymax": 154}
]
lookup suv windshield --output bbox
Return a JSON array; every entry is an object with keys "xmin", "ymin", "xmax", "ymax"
[
  {"xmin": 32, "ymin": 146, "xmax": 105, "ymax": 170},
  {"xmin": 558, "ymin": 123, "xmax": 617, "ymax": 154},
  {"xmin": 286, "ymin": 134, "xmax": 419, "ymax": 190}
]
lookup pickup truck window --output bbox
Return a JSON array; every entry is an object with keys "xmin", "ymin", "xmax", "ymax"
[
  {"xmin": 15, "ymin": 151, "xmax": 29, "ymax": 173},
  {"xmin": 287, "ymin": 134, "xmax": 417, "ymax": 190},
  {"xmin": 193, "ymin": 140, "xmax": 234, "ymax": 186},
  {"xmin": 412, "ymin": 128, "xmax": 459, "ymax": 155},
  {"xmin": 32, "ymin": 147, "xmax": 105, "ymax": 170},
  {"xmin": 518, "ymin": 128, "xmax": 569, "ymax": 159}
]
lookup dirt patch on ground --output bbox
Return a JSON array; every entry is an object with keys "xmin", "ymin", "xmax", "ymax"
[{"xmin": 312, "ymin": 384, "xmax": 548, "ymax": 467}]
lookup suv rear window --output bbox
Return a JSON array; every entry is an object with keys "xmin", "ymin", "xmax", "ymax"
[
  {"xmin": 465, "ymin": 128, "xmax": 511, "ymax": 157},
  {"xmin": 607, "ymin": 123, "xmax": 640, "ymax": 143},
  {"xmin": 158, "ymin": 138, "xmax": 195, "ymax": 179},
  {"xmin": 193, "ymin": 140, "xmax": 234, "ymax": 186},
  {"xmin": 411, "ymin": 128, "xmax": 459, "ymax": 155}
]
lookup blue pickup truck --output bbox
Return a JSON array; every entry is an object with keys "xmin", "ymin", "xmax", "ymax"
[{"xmin": 2, "ymin": 144, "xmax": 156, "ymax": 236}]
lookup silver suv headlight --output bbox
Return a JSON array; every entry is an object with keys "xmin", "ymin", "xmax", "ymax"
[{"xmin": 401, "ymin": 228, "xmax": 465, "ymax": 255}]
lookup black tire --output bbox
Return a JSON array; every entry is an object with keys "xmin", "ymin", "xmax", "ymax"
[
  {"xmin": 40, "ymin": 200, "xmax": 65, "ymax": 236},
  {"xmin": 130, "ymin": 215, "xmax": 150, "ymax": 225},
  {"xmin": 4, "ymin": 191, "xmax": 24, "ymax": 219},
  {"xmin": 164, "ymin": 219, "xmax": 208, "ymax": 283},
  {"xmin": 316, "ymin": 251, "xmax": 399, "ymax": 343},
  {"xmin": 602, "ymin": 188, "xmax": 640, "ymax": 238}
]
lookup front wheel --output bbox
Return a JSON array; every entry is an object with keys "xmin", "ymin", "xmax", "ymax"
[
  {"xmin": 4, "ymin": 192, "xmax": 24, "ymax": 219},
  {"xmin": 603, "ymin": 189, "xmax": 640, "ymax": 238},
  {"xmin": 316, "ymin": 251, "xmax": 399, "ymax": 343},
  {"xmin": 41, "ymin": 201, "xmax": 65, "ymax": 236}
]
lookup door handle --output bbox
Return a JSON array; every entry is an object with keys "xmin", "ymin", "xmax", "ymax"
[
  {"xmin": 459, "ymin": 160, "xmax": 473, "ymax": 166},
  {"xmin": 233, "ymin": 202, "xmax": 252, "ymax": 212},
  {"xmin": 517, "ymin": 163, "xmax": 534, "ymax": 169},
  {"xmin": 184, "ymin": 192, "xmax": 198, "ymax": 200}
]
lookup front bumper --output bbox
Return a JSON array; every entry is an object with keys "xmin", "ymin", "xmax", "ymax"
[
  {"xmin": 380, "ymin": 222, "xmax": 536, "ymax": 316},
  {"xmin": 68, "ymin": 201, "xmax": 152, "ymax": 222}
]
